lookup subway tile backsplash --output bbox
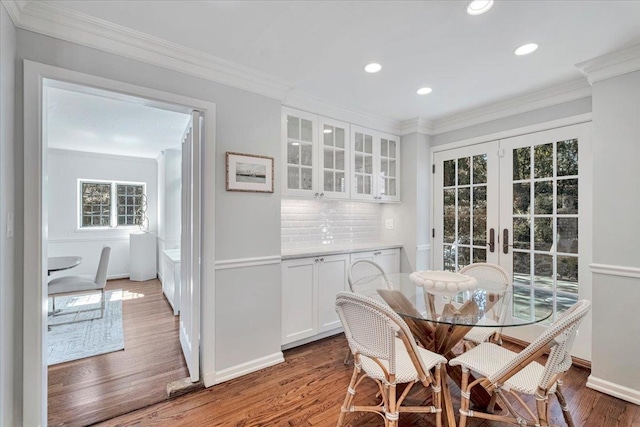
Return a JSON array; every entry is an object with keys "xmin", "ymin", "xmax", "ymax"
[{"xmin": 281, "ymin": 198, "xmax": 382, "ymax": 249}]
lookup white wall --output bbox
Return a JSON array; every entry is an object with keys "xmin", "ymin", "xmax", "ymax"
[
  {"xmin": 0, "ymin": 5, "xmax": 16, "ymax": 426},
  {"xmin": 381, "ymin": 132, "xmax": 431, "ymax": 272},
  {"xmin": 588, "ymin": 70, "xmax": 640, "ymax": 402},
  {"xmin": 14, "ymin": 27, "xmax": 282, "ymax": 421},
  {"xmin": 47, "ymin": 149, "xmax": 158, "ymax": 279},
  {"xmin": 157, "ymin": 148, "xmax": 181, "ymax": 279}
]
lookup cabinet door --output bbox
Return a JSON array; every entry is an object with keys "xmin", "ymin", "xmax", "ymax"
[
  {"xmin": 351, "ymin": 126, "xmax": 376, "ymax": 201},
  {"xmin": 374, "ymin": 249, "xmax": 400, "ymax": 275},
  {"xmin": 318, "ymin": 117, "xmax": 350, "ymax": 199},
  {"xmin": 317, "ymin": 254, "xmax": 349, "ymax": 333},
  {"xmin": 282, "ymin": 258, "xmax": 317, "ymax": 345},
  {"xmin": 378, "ymin": 133, "xmax": 400, "ymax": 202},
  {"xmin": 283, "ymin": 107, "xmax": 317, "ymax": 197}
]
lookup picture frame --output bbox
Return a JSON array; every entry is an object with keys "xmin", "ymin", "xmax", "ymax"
[{"xmin": 225, "ymin": 151, "xmax": 274, "ymax": 193}]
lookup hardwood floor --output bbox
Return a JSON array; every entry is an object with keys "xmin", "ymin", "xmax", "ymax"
[
  {"xmin": 96, "ymin": 335, "xmax": 639, "ymax": 427},
  {"xmin": 48, "ymin": 278, "xmax": 189, "ymax": 427}
]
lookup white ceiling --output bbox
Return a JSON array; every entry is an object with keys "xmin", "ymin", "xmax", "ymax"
[
  {"xmin": 47, "ymin": 86, "xmax": 191, "ymax": 158},
  {"xmin": 46, "ymin": 1, "xmax": 640, "ymax": 122}
]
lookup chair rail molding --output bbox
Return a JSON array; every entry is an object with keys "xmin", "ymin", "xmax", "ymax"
[
  {"xmin": 576, "ymin": 43, "xmax": 640, "ymax": 85},
  {"xmin": 416, "ymin": 244, "xmax": 431, "ymax": 252},
  {"xmin": 587, "ymin": 375, "xmax": 640, "ymax": 406},
  {"xmin": 214, "ymin": 255, "xmax": 282, "ymax": 270},
  {"xmin": 589, "ymin": 263, "xmax": 640, "ymax": 279},
  {"xmin": 204, "ymin": 351, "xmax": 284, "ymax": 387}
]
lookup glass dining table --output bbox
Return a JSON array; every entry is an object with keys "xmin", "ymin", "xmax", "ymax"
[{"xmin": 353, "ymin": 271, "xmax": 553, "ymax": 427}]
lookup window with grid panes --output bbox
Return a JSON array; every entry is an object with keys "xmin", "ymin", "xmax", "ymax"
[
  {"xmin": 117, "ymin": 184, "xmax": 145, "ymax": 226},
  {"xmin": 81, "ymin": 182, "xmax": 112, "ymax": 227}
]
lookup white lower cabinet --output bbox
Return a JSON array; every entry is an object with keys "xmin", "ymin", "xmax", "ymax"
[
  {"xmin": 350, "ymin": 248, "xmax": 400, "ymax": 274},
  {"xmin": 281, "ymin": 254, "xmax": 349, "ymax": 346}
]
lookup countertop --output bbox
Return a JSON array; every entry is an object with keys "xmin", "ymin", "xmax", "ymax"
[{"xmin": 281, "ymin": 242, "xmax": 402, "ymax": 260}]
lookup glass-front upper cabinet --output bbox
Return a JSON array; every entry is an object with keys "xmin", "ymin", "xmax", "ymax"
[
  {"xmin": 283, "ymin": 107, "xmax": 318, "ymax": 197},
  {"xmin": 351, "ymin": 126, "xmax": 401, "ymax": 202},
  {"xmin": 282, "ymin": 107, "xmax": 351, "ymax": 199},
  {"xmin": 378, "ymin": 132, "xmax": 400, "ymax": 202},
  {"xmin": 318, "ymin": 117, "xmax": 350, "ymax": 199}
]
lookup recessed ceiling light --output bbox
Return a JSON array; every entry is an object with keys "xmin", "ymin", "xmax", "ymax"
[
  {"xmin": 466, "ymin": 0, "xmax": 493, "ymax": 15},
  {"xmin": 417, "ymin": 87, "xmax": 433, "ymax": 95},
  {"xmin": 364, "ymin": 63, "xmax": 382, "ymax": 73},
  {"xmin": 515, "ymin": 43, "xmax": 539, "ymax": 56},
  {"xmin": 323, "ymin": 128, "xmax": 333, "ymax": 134}
]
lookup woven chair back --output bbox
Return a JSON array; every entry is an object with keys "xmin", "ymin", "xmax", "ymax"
[{"xmin": 347, "ymin": 260, "xmax": 392, "ymax": 298}]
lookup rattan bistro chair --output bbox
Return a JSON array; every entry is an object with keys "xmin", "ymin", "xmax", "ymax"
[
  {"xmin": 335, "ymin": 292, "xmax": 447, "ymax": 427},
  {"xmin": 348, "ymin": 259, "xmax": 394, "ymax": 301},
  {"xmin": 449, "ymin": 299, "xmax": 591, "ymax": 427},
  {"xmin": 458, "ymin": 263, "xmax": 511, "ymax": 350}
]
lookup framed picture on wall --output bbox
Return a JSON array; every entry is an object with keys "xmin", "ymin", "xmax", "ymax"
[{"xmin": 225, "ymin": 151, "xmax": 274, "ymax": 193}]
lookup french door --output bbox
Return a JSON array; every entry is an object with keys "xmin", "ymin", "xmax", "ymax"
[{"xmin": 433, "ymin": 123, "xmax": 592, "ymax": 358}]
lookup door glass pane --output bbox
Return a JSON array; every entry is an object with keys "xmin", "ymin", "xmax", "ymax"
[
  {"xmin": 287, "ymin": 142, "xmax": 299, "ymax": 165},
  {"xmin": 473, "ymin": 154, "xmax": 487, "ymax": 184},
  {"xmin": 513, "ymin": 286, "xmax": 532, "ymax": 318},
  {"xmin": 534, "ymin": 143, "xmax": 553, "ymax": 178},
  {"xmin": 557, "ymin": 256, "xmax": 578, "ymax": 294},
  {"xmin": 534, "ymin": 254, "xmax": 553, "ymax": 289},
  {"xmin": 355, "ymin": 133, "xmax": 363, "ymax": 152},
  {"xmin": 323, "ymin": 125, "xmax": 333, "ymax": 146},
  {"xmin": 335, "ymin": 172, "xmax": 345, "ymax": 193},
  {"xmin": 458, "ymin": 188, "xmax": 470, "ymax": 244},
  {"xmin": 556, "ymin": 293, "xmax": 578, "ymax": 316},
  {"xmin": 472, "ymin": 186, "xmax": 487, "ymax": 246},
  {"xmin": 443, "ymin": 189, "xmax": 456, "ymax": 243},
  {"xmin": 355, "ymin": 155, "xmax": 363, "ymax": 173},
  {"xmin": 459, "ymin": 247, "xmax": 471, "ymax": 270},
  {"xmin": 458, "ymin": 157, "xmax": 470, "ymax": 185},
  {"xmin": 473, "ymin": 248, "xmax": 486, "ymax": 263},
  {"xmin": 364, "ymin": 156, "xmax": 373, "ymax": 174},
  {"xmin": 335, "ymin": 127, "xmax": 345, "ymax": 148},
  {"xmin": 513, "ymin": 183, "xmax": 531, "ymax": 215},
  {"xmin": 534, "ymin": 181, "xmax": 553, "ymax": 214},
  {"xmin": 364, "ymin": 176, "xmax": 372, "ymax": 194},
  {"xmin": 557, "ymin": 139, "xmax": 578, "ymax": 176},
  {"xmin": 356, "ymin": 175, "xmax": 363, "ymax": 194},
  {"xmin": 301, "ymin": 119, "xmax": 313, "ymax": 142},
  {"xmin": 388, "ymin": 179, "xmax": 396, "ymax": 196},
  {"xmin": 534, "ymin": 218, "xmax": 553, "ymax": 251},
  {"xmin": 534, "ymin": 289, "xmax": 554, "ymax": 325},
  {"xmin": 513, "ymin": 147, "xmax": 530, "ymax": 180},
  {"xmin": 381, "ymin": 139, "xmax": 388, "ymax": 156},
  {"xmin": 324, "ymin": 171, "xmax": 334, "ymax": 192},
  {"xmin": 444, "ymin": 245, "xmax": 455, "ymax": 272},
  {"xmin": 444, "ymin": 160, "xmax": 455, "ymax": 187},
  {"xmin": 365, "ymin": 135, "xmax": 373, "ymax": 153},
  {"xmin": 389, "ymin": 140, "xmax": 396, "ymax": 158},
  {"xmin": 513, "ymin": 252, "xmax": 531, "ymax": 286},
  {"xmin": 557, "ymin": 218, "xmax": 578, "ymax": 254},
  {"xmin": 513, "ymin": 217, "xmax": 530, "ymax": 249},
  {"xmin": 287, "ymin": 116, "xmax": 299, "ymax": 139},
  {"xmin": 557, "ymin": 179, "xmax": 578, "ymax": 214},
  {"xmin": 380, "ymin": 158, "xmax": 388, "ymax": 176},
  {"xmin": 324, "ymin": 149, "xmax": 334, "ymax": 169},
  {"xmin": 335, "ymin": 150, "xmax": 345, "ymax": 171},
  {"xmin": 389, "ymin": 160, "xmax": 396, "ymax": 178},
  {"xmin": 301, "ymin": 144, "xmax": 313, "ymax": 166},
  {"xmin": 301, "ymin": 167, "xmax": 313, "ymax": 190},
  {"xmin": 287, "ymin": 166, "xmax": 299, "ymax": 189}
]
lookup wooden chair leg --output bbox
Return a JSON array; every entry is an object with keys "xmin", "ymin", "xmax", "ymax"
[
  {"xmin": 337, "ymin": 366, "xmax": 360, "ymax": 427},
  {"xmin": 343, "ymin": 350, "xmax": 352, "ymax": 365},
  {"xmin": 536, "ymin": 395, "xmax": 551, "ymax": 427},
  {"xmin": 555, "ymin": 382, "xmax": 575, "ymax": 427},
  {"xmin": 458, "ymin": 367, "xmax": 470, "ymax": 427},
  {"xmin": 386, "ymin": 383, "xmax": 398, "ymax": 427}
]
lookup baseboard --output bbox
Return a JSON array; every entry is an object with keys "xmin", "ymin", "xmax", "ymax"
[
  {"xmin": 586, "ymin": 376, "xmax": 640, "ymax": 405},
  {"xmin": 203, "ymin": 351, "xmax": 285, "ymax": 387},
  {"xmin": 281, "ymin": 328, "xmax": 344, "ymax": 351}
]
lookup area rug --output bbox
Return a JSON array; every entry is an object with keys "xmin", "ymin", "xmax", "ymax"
[{"xmin": 47, "ymin": 289, "xmax": 125, "ymax": 365}]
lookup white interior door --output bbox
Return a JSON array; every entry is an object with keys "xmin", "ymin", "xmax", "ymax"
[
  {"xmin": 180, "ymin": 111, "xmax": 202, "ymax": 382},
  {"xmin": 432, "ymin": 123, "xmax": 592, "ymax": 358}
]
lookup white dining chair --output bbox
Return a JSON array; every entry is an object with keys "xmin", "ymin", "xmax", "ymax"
[
  {"xmin": 335, "ymin": 291, "xmax": 447, "ymax": 427},
  {"xmin": 48, "ymin": 246, "xmax": 111, "ymax": 326},
  {"xmin": 458, "ymin": 263, "xmax": 511, "ymax": 350},
  {"xmin": 449, "ymin": 299, "xmax": 590, "ymax": 427}
]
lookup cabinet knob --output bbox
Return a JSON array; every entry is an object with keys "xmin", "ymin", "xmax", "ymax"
[
  {"xmin": 373, "ymin": 251, "xmax": 382, "ymax": 256},
  {"xmin": 315, "ymin": 258, "xmax": 320, "ymax": 263},
  {"xmin": 314, "ymin": 192, "xmax": 319, "ymax": 197},
  {"xmin": 320, "ymin": 193, "xmax": 324, "ymax": 197},
  {"xmin": 320, "ymin": 257, "xmax": 324, "ymax": 262}
]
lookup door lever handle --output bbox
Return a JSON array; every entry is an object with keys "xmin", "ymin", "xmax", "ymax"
[
  {"xmin": 488, "ymin": 228, "xmax": 495, "ymax": 253},
  {"xmin": 503, "ymin": 229, "xmax": 509, "ymax": 254}
]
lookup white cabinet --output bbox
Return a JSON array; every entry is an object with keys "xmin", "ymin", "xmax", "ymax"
[
  {"xmin": 160, "ymin": 249, "xmax": 181, "ymax": 315},
  {"xmin": 282, "ymin": 107, "xmax": 351, "ymax": 199},
  {"xmin": 129, "ymin": 232, "xmax": 157, "ymax": 281},
  {"xmin": 350, "ymin": 248, "xmax": 400, "ymax": 274},
  {"xmin": 351, "ymin": 126, "xmax": 401, "ymax": 203},
  {"xmin": 281, "ymin": 254, "xmax": 349, "ymax": 345}
]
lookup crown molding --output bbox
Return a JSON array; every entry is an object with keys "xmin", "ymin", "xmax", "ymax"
[
  {"xmin": 283, "ymin": 90, "xmax": 404, "ymax": 136},
  {"xmin": 430, "ymin": 78, "xmax": 592, "ymax": 135},
  {"xmin": 399, "ymin": 117, "xmax": 434, "ymax": 136},
  {"xmin": 1, "ymin": 1, "xmax": 26, "ymax": 25},
  {"xmin": 9, "ymin": 1, "xmax": 293, "ymax": 100},
  {"xmin": 576, "ymin": 43, "xmax": 640, "ymax": 85}
]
